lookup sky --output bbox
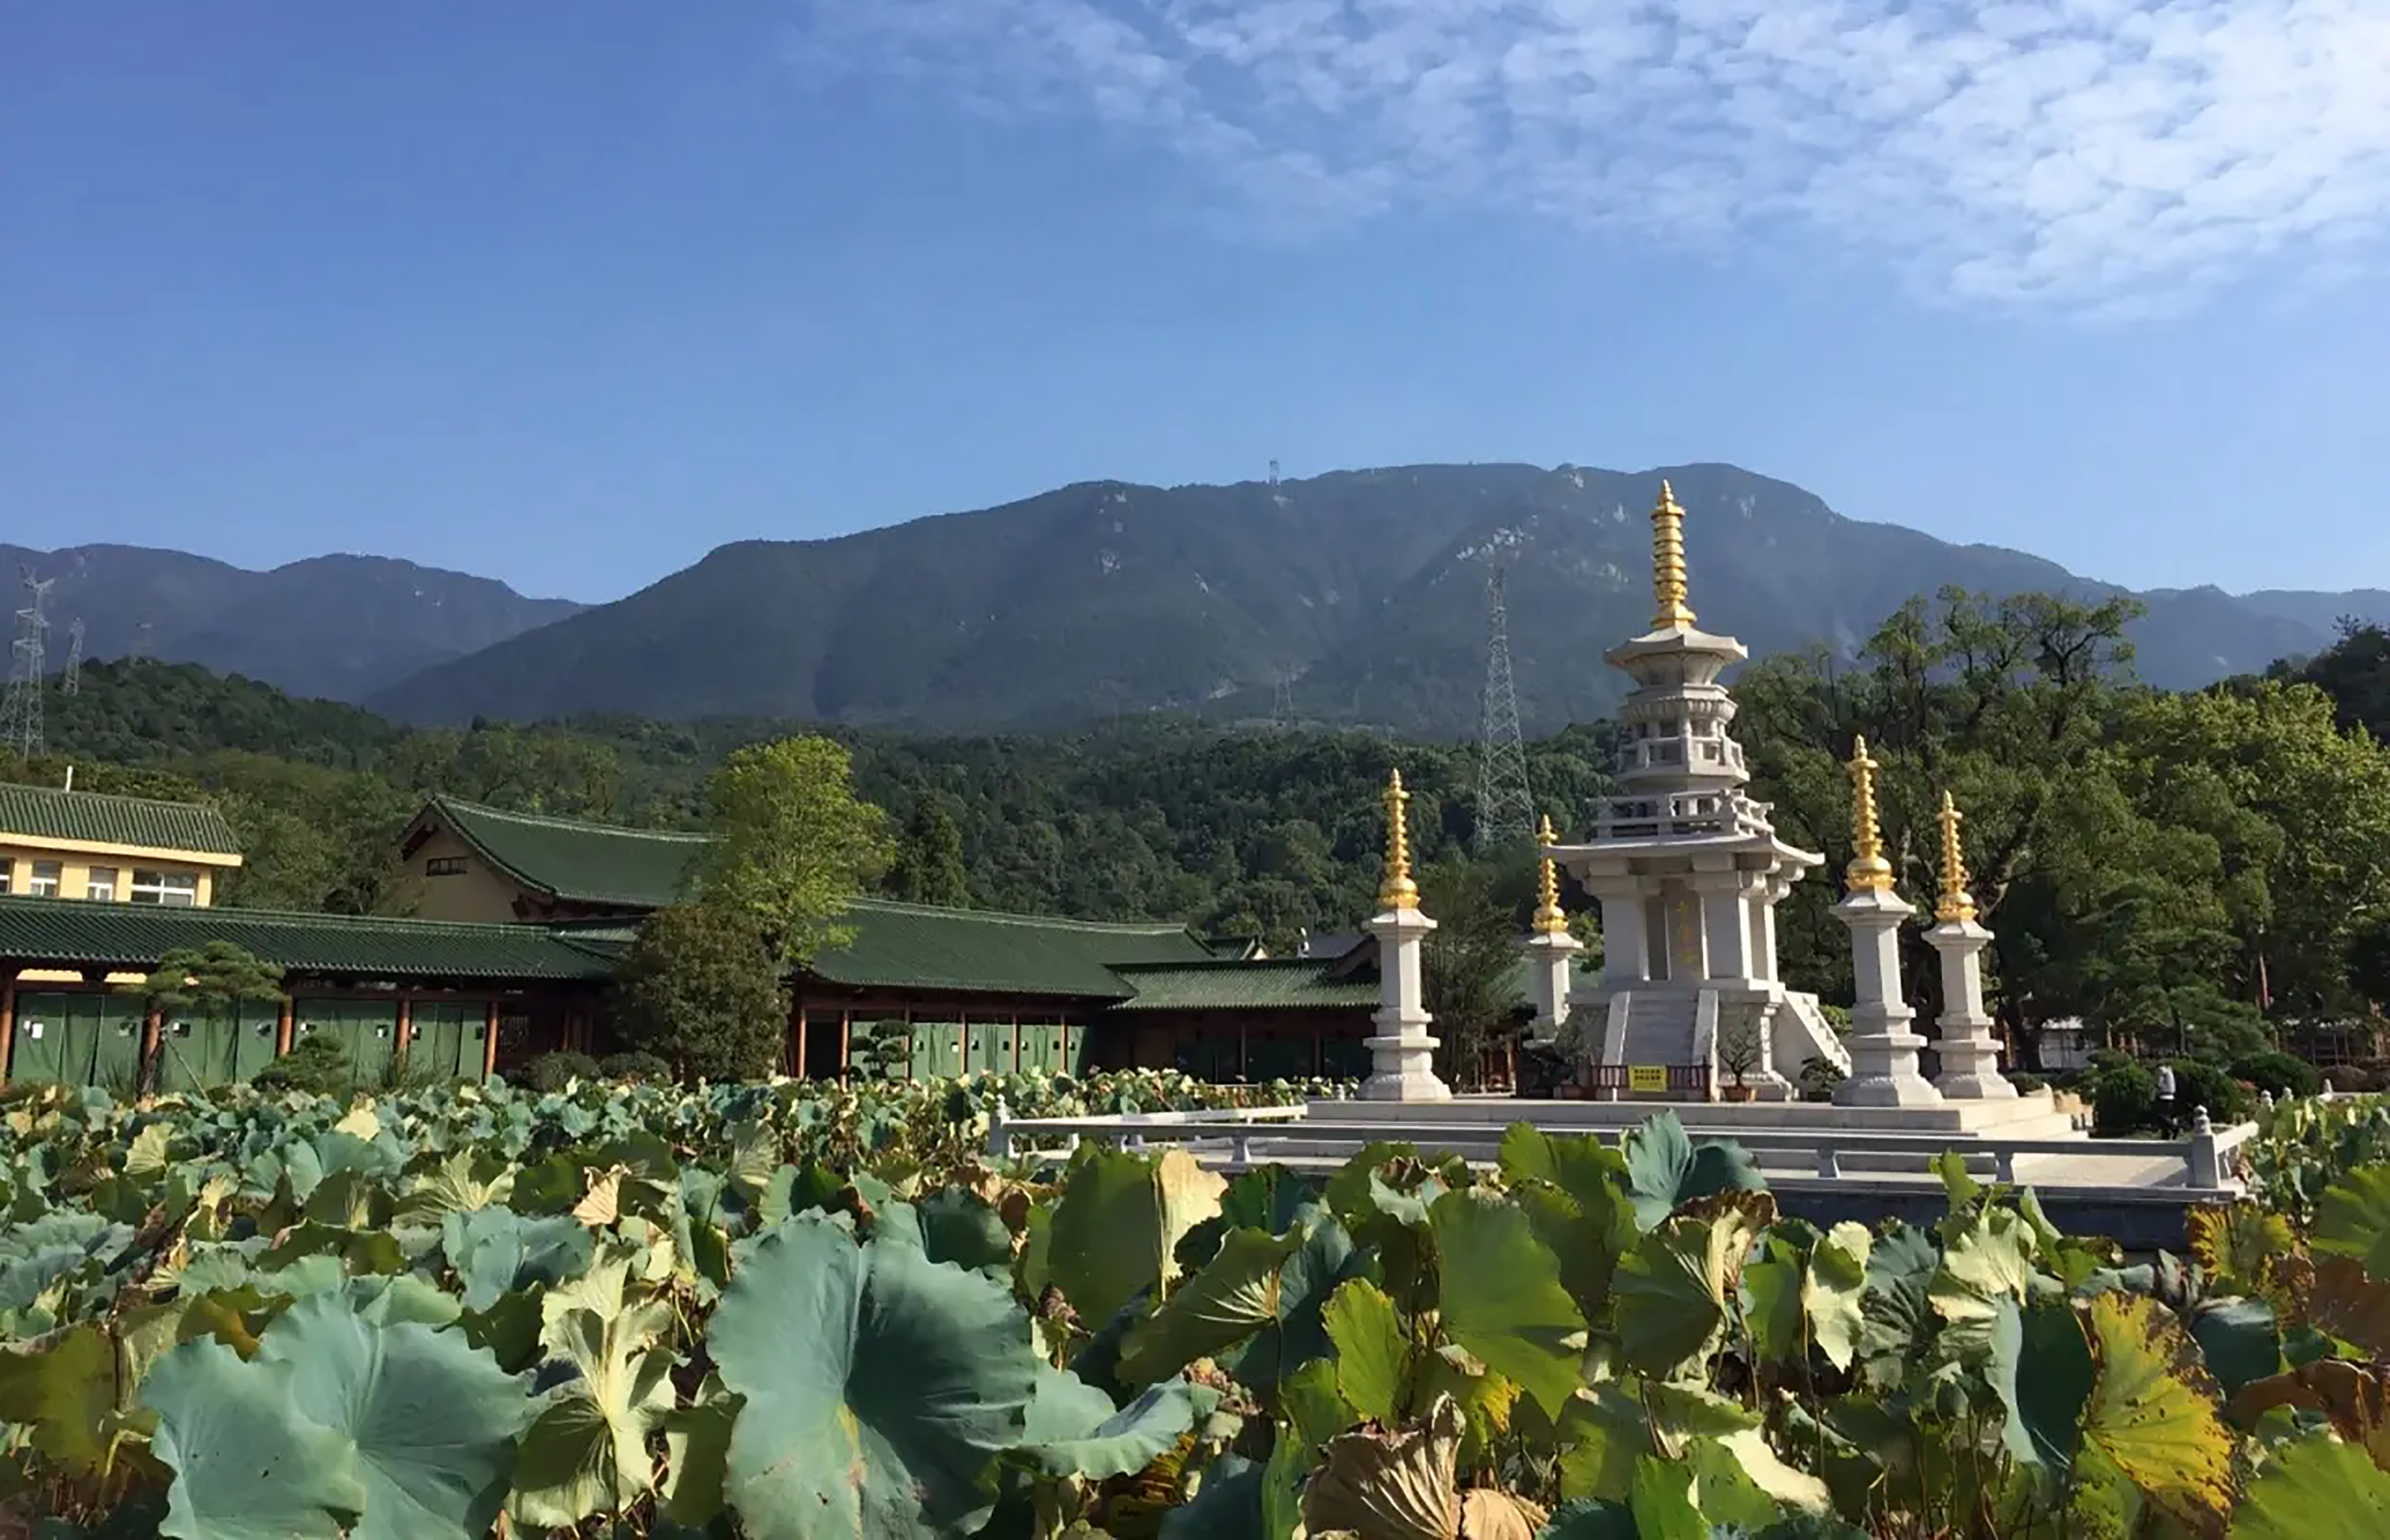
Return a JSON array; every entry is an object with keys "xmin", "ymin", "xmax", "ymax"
[{"xmin": 3, "ymin": 1, "xmax": 2386, "ymax": 605}]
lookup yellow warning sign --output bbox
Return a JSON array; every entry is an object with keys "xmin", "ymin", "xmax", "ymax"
[{"xmin": 1627, "ymin": 1065, "xmax": 1668, "ymax": 1093}]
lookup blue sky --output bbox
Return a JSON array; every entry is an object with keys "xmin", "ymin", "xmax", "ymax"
[{"xmin": 4, "ymin": 1, "xmax": 2385, "ymax": 604}]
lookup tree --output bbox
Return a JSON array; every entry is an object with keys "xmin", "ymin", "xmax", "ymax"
[
  {"xmin": 612, "ymin": 903, "xmax": 788, "ymax": 1082},
  {"xmin": 691, "ymin": 736, "xmax": 895, "ymax": 967},
  {"xmin": 887, "ymin": 795, "xmax": 971, "ymax": 907},
  {"xmin": 132, "ymin": 941, "xmax": 284, "ymax": 1019},
  {"xmin": 1420, "ymin": 858, "xmax": 1527, "ymax": 1091}
]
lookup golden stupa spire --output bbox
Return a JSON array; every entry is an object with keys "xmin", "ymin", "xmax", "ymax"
[
  {"xmin": 1935, "ymin": 789, "xmax": 1976, "ymax": 923},
  {"xmin": 1650, "ymin": 479, "xmax": 1696, "ymax": 630},
  {"xmin": 1532, "ymin": 814, "xmax": 1568, "ymax": 934},
  {"xmin": 1844, "ymin": 735, "xmax": 1894, "ymax": 895},
  {"xmin": 1379, "ymin": 769, "xmax": 1419, "ymax": 911}
]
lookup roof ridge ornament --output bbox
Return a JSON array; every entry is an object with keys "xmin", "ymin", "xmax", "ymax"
[
  {"xmin": 1935, "ymin": 789, "xmax": 1977, "ymax": 922},
  {"xmin": 1379, "ymin": 769, "xmax": 1419, "ymax": 911},
  {"xmin": 1845, "ymin": 735, "xmax": 1895, "ymax": 894},
  {"xmin": 1650, "ymin": 479, "xmax": 1696, "ymax": 630},
  {"xmin": 1532, "ymin": 813, "xmax": 1568, "ymax": 934}
]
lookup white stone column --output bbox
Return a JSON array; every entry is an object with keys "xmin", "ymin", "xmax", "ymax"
[
  {"xmin": 1694, "ymin": 869, "xmax": 1754, "ymax": 980},
  {"xmin": 1520, "ymin": 927, "xmax": 1583, "ymax": 1040},
  {"xmin": 1832, "ymin": 888, "xmax": 1942, "ymax": 1108},
  {"xmin": 1925, "ymin": 916, "xmax": 2016, "ymax": 1099},
  {"xmin": 1588, "ymin": 878, "xmax": 1648, "ymax": 984},
  {"xmin": 1363, "ymin": 906, "xmax": 1448, "ymax": 1102}
]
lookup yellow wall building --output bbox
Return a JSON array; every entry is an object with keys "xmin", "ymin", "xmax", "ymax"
[{"xmin": 0, "ymin": 783, "xmax": 242, "ymax": 910}]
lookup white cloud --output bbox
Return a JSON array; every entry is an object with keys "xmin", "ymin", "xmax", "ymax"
[{"xmin": 787, "ymin": 0, "xmax": 2390, "ymax": 308}]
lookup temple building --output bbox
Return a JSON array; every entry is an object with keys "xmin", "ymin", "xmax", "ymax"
[{"xmin": 0, "ymin": 790, "xmax": 1388, "ymax": 1090}]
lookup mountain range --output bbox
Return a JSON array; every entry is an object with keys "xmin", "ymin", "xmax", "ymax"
[
  {"xmin": 17, "ymin": 464, "xmax": 2390, "ymax": 738},
  {"xmin": 0, "ymin": 544, "xmax": 582, "ymax": 704}
]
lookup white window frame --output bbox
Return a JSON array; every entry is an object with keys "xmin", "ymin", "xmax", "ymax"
[
  {"xmin": 129, "ymin": 868, "xmax": 199, "ymax": 907},
  {"xmin": 0, "ymin": 857, "xmax": 11, "ymax": 895},
  {"xmin": 86, "ymin": 866, "xmax": 117, "ymax": 901},
  {"xmin": 28, "ymin": 861, "xmax": 61, "ymax": 898}
]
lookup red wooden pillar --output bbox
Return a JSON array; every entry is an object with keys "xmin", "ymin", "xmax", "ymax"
[
  {"xmin": 275, "ymin": 995, "xmax": 295, "ymax": 1055},
  {"xmin": 839, "ymin": 1012, "xmax": 852, "ymax": 1083},
  {"xmin": 482, "ymin": 999, "xmax": 500, "ymax": 1078},
  {"xmin": 142, "ymin": 1007, "xmax": 162, "ymax": 1093},
  {"xmin": 395, "ymin": 990, "xmax": 415, "ymax": 1067},
  {"xmin": 0, "ymin": 971, "xmax": 17, "ymax": 1084}
]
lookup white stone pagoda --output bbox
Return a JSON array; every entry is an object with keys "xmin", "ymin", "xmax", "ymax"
[{"xmin": 1548, "ymin": 482, "xmax": 1850, "ymax": 1099}]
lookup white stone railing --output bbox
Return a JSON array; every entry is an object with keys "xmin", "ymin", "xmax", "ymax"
[
  {"xmin": 1593, "ymin": 789, "xmax": 1774, "ymax": 842},
  {"xmin": 987, "ymin": 1102, "xmax": 2256, "ymax": 1194}
]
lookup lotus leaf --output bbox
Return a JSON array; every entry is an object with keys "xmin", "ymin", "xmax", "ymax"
[
  {"xmin": 1620, "ymin": 1111, "xmax": 1766, "ymax": 1232},
  {"xmin": 1614, "ymin": 1191, "xmax": 1773, "ymax": 1378},
  {"xmin": 707, "ymin": 1216, "xmax": 1042, "ymax": 1538},
  {"xmin": 142, "ymin": 1338, "xmax": 368, "ymax": 1540},
  {"xmin": 1302, "ymin": 1392, "xmax": 1465, "ymax": 1540},
  {"xmin": 2073, "ymin": 1291, "xmax": 2238, "ymax": 1531},
  {"xmin": 441, "ymin": 1205, "xmax": 598, "ymax": 1311},
  {"xmin": 1428, "ymin": 1189, "xmax": 1588, "ymax": 1418},
  {"xmin": 1016, "ymin": 1367, "xmax": 1218, "ymax": 1480},
  {"xmin": 2317, "ymin": 1166, "xmax": 2390, "ymax": 1279},
  {"xmin": 2230, "ymin": 1431, "xmax": 2390, "ymax": 1539},
  {"xmin": 508, "ymin": 1279, "xmax": 678, "ymax": 1526},
  {"xmin": 1119, "ymin": 1225, "xmax": 1303, "ymax": 1386},
  {"xmin": 1325, "ymin": 1277, "xmax": 1413, "ymax": 1425},
  {"xmin": 1048, "ymin": 1146, "xmax": 1226, "ymax": 1329}
]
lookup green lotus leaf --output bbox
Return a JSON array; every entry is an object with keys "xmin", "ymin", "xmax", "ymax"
[
  {"xmin": 0, "ymin": 1323, "xmax": 116, "ymax": 1474},
  {"xmin": 1620, "ymin": 1112, "xmax": 1766, "ymax": 1232},
  {"xmin": 2188, "ymin": 1297, "xmax": 2282, "ymax": 1397},
  {"xmin": 508, "ymin": 1290, "xmax": 678, "ymax": 1527},
  {"xmin": 441, "ymin": 1205, "xmax": 598, "ymax": 1311},
  {"xmin": 1515, "ymin": 1173, "xmax": 1639, "ymax": 1329},
  {"xmin": 1016, "ymin": 1365, "xmax": 1217, "ymax": 1480},
  {"xmin": 914, "ymin": 1187, "xmax": 1014, "ymax": 1273},
  {"xmin": 143, "ymin": 1336, "xmax": 368, "ymax": 1540},
  {"xmin": 2076, "ymin": 1291, "xmax": 2238, "ymax": 1532},
  {"xmin": 1857, "ymin": 1223, "xmax": 1938, "ymax": 1384},
  {"xmin": 1498, "ymin": 1124, "xmax": 1630, "ymax": 1217},
  {"xmin": 1806, "ymin": 1223, "xmax": 1871, "ymax": 1371},
  {"xmin": 1744, "ymin": 1258, "xmax": 1804, "ymax": 1368},
  {"xmin": 1048, "ymin": 1146, "xmax": 1226, "ymax": 1329},
  {"xmin": 2315, "ymin": 1167, "xmax": 2390, "ymax": 1279},
  {"xmin": 1626, "ymin": 1456, "xmax": 1708, "ymax": 1540},
  {"xmin": 660, "ymin": 1378, "xmax": 744, "ymax": 1530},
  {"xmin": 1230, "ymin": 1203, "xmax": 1370, "ymax": 1395},
  {"xmin": 1930, "ymin": 1205, "xmax": 2036, "ymax": 1332},
  {"xmin": 2230, "ymin": 1431, "xmax": 2390, "ymax": 1539},
  {"xmin": 707, "ymin": 1216, "xmax": 1041, "ymax": 1538},
  {"xmin": 1325, "ymin": 1277, "xmax": 1412, "ymax": 1425},
  {"xmin": 1119, "ymin": 1225, "xmax": 1303, "ymax": 1386},
  {"xmin": 270, "ymin": 1292, "xmax": 532, "ymax": 1539},
  {"xmin": 1429, "ymin": 1189, "xmax": 1588, "ymax": 1418},
  {"xmin": 1414, "ymin": 1344, "xmax": 1521, "ymax": 1470},
  {"xmin": 393, "ymin": 1149, "xmax": 517, "ymax": 1225},
  {"xmin": 1282, "ymin": 1356, "xmax": 1361, "ymax": 1453},
  {"xmin": 1613, "ymin": 1191, "xmax": 1773, "ymax": 1379}
]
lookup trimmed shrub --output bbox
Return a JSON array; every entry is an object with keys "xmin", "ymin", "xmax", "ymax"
[
  {"xmin": 521, "ymin": 1050, "xmax": 602, "ymax": 1093},
  {"xmin": 2079, "ymin": 1052, "xmax": 2158, "ymax": 1135},
  {"xmin": 2008, "ymin": 1072, "xmax": 2047, "ymax": 1095},
  {"xmin": 598, "ymin": 1050, "xmax": 674, "ymax": 1084},
  {"xmin": 2228, "ymin": 1051, "xmax": 2323, "ymax": 1101},
  {"xmin": 251, "ymin": 1034, "xmax": 352, "ymax": 1097},
  {"xmin": 2164, "ymin": 1058, "xmax": 2250, "ymax": 1125}
]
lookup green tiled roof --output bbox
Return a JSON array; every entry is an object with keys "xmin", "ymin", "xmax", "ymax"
[
  {"xmin": 1108, "ymin": 959, "xmax": 1382, "ymax": 1012},
  {"xmin": 0, "ymin": 783, "xmax": 242, "ymax": 859},
  {"xmin": 425, "ymin": 796, "xmax": 712, "ymax": 908},
  {"xmin": 807, "ymin": 899, "xmax": 1214, "ymax": 998},
  {"xmin": 0, "ymin": 895, "xmax": 611, "ymax": 981}
]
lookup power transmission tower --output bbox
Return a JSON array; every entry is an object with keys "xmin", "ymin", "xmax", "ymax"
[
  {"xmin": 128, "ymin": 618, "xmax": 154, "ymax": 665},
  {"xmin": 0, "ymin": 572, "xmax": 55, "ymax": 760},
  {"xmin": 1268, "ymin": 458, "xmax": 1280, "ymax": 488},
  {"xmin": 1270, "ymin": 674, "xmax": 1296, "ymax": 729},
  {"xmin": 61, "ymin": 618, "xmax": 84, "ymax": 695},
  {"xmin": 1476, "ymin": 568, "xmax": 1536, "ymax": 851}
]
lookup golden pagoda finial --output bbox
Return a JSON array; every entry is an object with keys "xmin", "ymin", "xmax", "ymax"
[
  {"xmin": 1935, "ymin": 789, "xmax": 1976, "ymax": 923},
  {"xmin": 1379, "ymin": 769, "xmax": 1419, "ymax": 910},
  {"xmin": 1844, "ymin": 735, "xmax": 1894, "ymax": 895},
  {"xmin": 1532, "ymin": 813, "xmax": 1568, "ymax": 934},
  {"xmin": 1650, "ymin": 479, "xmax": 1696, "ymax": 630}
]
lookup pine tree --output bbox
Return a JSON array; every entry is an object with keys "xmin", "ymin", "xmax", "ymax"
[{"xmin": 889, "ymin": 795, "xmax": 971, "ymax": 908}]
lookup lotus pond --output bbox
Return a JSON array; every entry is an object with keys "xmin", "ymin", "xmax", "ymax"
[{"xmin": 4, "ymin": 1072, "xmax": 2390, "ymax": 1538}]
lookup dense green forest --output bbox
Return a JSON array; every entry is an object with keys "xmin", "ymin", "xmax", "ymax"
[{"xmin": 10, "ymin": 603, "xmax": 2390, "ymax": 1064}]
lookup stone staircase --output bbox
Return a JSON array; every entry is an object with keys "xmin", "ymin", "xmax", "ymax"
[
  {"xmin": 1613, "ymin": 990, "xmax": 1700, "ymax": 1068},
  {"xmin": 1777, "ymin": 990, "xmax": 1852, "ymax": 1078}
]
